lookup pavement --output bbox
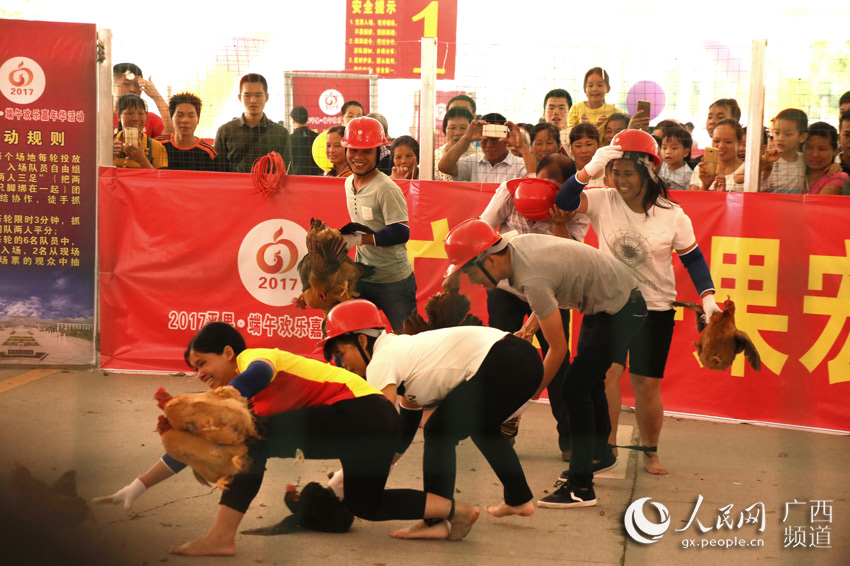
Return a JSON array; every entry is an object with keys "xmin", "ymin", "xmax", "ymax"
[{"xmin": 0, "ymin": 367, "xmax": 847, "ymax": 566}]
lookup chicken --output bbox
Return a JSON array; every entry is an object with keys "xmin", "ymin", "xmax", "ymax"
[
  {"xmin": 155, "ymin": 386, "xmax": 256, "ymax": 445},
  {"xmin": 403, "ymin": 289, "xmax": 483, "ymax": 335},
  {"xmin": 672, "ymin": 297, "xmax": 761, "ymax": 372},
  {"xmin": 293, "ymin": 218, "xmax": 374, "ymax": 315},
  {"xmin": 241, "ymin": 482, "xmax": 353, "ymax": 536},
  {"xmin": 6, "ymin": 463, "xmax": 90, "ymax": 528}
]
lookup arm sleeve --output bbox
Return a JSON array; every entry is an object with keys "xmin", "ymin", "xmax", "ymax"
[
  {"xmin": 455, "ymin": 154, "xmax": 474, "ymax": 182},
  {"xmin": 678, "ymin": 245, "xmax": 715, "ymax": 296},
  {"xmin": 479, "ymin": 183, "xmax": 513, "ymax": 229},
  {"xmin": 396, "ymin": 405, "xmax": 423, "ymax": 454},
  {"xmin": 554, "ymin": 174, "xmax": 587, "ymax": 212},
  {"xmin": 373, "ymin": 223, "xmax": 410, "ymax": 246},
  {"xmin": 214, "ymin": 126, "xmax": 231, "ymax": 172},
  {"xmin": 161, "ymin": 453, "xmax": 187, "ymax": 473},
  {"xmin": 229, "ymin": 360, "xmax": 274, "ymax": 399}
]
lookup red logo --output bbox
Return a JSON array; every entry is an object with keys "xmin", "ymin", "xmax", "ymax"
[
  {"xmin": 256, "ymin": 227, "xmax": 299, "ymax": 274},
  {"xmin": 9, "ymin": 60, "xmax": 33, "ymax": 87}
]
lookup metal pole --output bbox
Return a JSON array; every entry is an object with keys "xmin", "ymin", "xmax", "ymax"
[
  {"xmin": 97, "ymin": 28, "xmax": 113, "ymax": 168},
  {"xmin": 419, "ymin": 37, "xmax": 437, "ymax": 181},
  {"xmin": 744, "ymin": 39, "xmax": 767, "ymax": 192}
]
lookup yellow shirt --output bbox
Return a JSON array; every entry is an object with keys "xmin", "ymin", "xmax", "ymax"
[
  {"xmin": 567, "ymin": 102, "xmax": 624, "ymax": 129},
  {"xmin": 113, "ymin": 130, "xmax": 168, "ymax": 169}
]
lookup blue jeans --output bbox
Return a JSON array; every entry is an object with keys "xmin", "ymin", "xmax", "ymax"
[{"xmin": 355, "ymin": 272, "xmax": 418, "ymax": 333}]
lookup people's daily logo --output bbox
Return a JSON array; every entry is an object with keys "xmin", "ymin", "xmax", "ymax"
[
  {"xmin": 1, "ymin": 57, "xmax": 46, "ymax": 104},
  {"xmin": 624, "ymin": 497, "xmax": 671, "ymax": 544},
  {"xmin": 238, "ymin": 220, "xmax": 307, "ymax": 307}
]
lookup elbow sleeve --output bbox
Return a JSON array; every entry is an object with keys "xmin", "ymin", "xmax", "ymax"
[
  {"xmin": 229, "ymin": 361, "xmax": 274, "ymax": 400},
  {"xmin": 679, "ymin": 245, "xmax": 715, "ymax": 296},
  {"xmin": 373, "ymin": 223, "xmax": 410, "ymax": 247},
  {"xmin": 554, "ymin": 174, "xmax": 586, "ymax": 212}
]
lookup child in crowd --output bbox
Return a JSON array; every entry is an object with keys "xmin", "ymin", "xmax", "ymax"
[
  {"xmin": 658, "ymin": 127, "xmax": 693, "ymax": 191},
  {"xmin": 569, "ymin": 123, "xmax": 604, "ymax": 187},
  {"xmin": 567, "ymin": 68, "xmax": 624, "ymax": 133},
  {"xmin": 803, "ymin": 122, "xmax": 848, "ymax": 194},
  {"xmin": 112, "ymin": 94, "xmax": 168, "ymax": 169},
  {"xmin": 762, "ymin": 108, "xmax": 808, "ymax": 192},
  {"xmin": 390, "ymin": 136, "xmax": 419, "ymax": 180}
]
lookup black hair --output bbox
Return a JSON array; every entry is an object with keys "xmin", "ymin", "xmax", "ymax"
[
  {"xmin": 807, "ymin": 121, "xmax": 839, "ymax": 150},
  {"xmin": 840, "ymin": 91, "xmax": 850, "ymax": 106},
  {"xmin": 606, "ymin": 112, "xmax": 629, "ymax": 126},
  {"xmin": 291, "ymin": 105, "xmax": 309, "ymax": 124},
  {"xmin": 584, "ymin": 67, "xmax": 610, "ymax": 89},
  {"xmin": 341, "ymin": 100, "xmax": 364, "ymax": 116},
  {"xmin": 652, "ymin": 119, "xmax": 681, "ymax": 136},
  {"xmin": 713, "ymin": 118, "xmax": 744, "ymax": 142},
  {"xmin": 323, "ymin": 333, "xmax": 378, "ymax": 363},
  {"xmin": 841, "ymin": 109, "xmax": 850, "ymax": 128},
  {"xmin": 662, "ymin": 126, "xmax": 693, "ymax": 152},
  {"xmin": 116, "ymin": 93, "xmax": 147, "ymax": 115},
  {"xmin": 391, "ymin": 135, "xmax": 419, "ymax": 161},
  {"xmin": 442, "ymin": 106, "xmax": 475, "ymax": 134},
  {"xmin": 684, "ymin": 122, "xmax": 695, "ymax": 130},
  {"xmin": 543, "ymin": 88, "xmax": 573, "ymax": 110},
  {"xmin": 530, "ymin": 122, "xmax": 561, "ymax": 148},
  {"xmin": 239, "ymin": 73, "xmax": 268, "ymax": 93},
  {"xmin": 447, "ymin": 94, "xmax": 476, "ymax": 114},
  {"xmin": 113, "ymin": 62, "xmax": 143, "ymax": 77},
  {"xmin": 168, "ymin": 92, "xmax": 202, "ymax": 118},
  {"xmin": 184, "ymin": 322, "xmax": 246, "ymax": 366},
  {"xmin": 569, "ymin": 122, "xmax": 599, "ymax": 145},
  {"xmin": 743, "ymin": 125, "xmax": 770, "ymax": 146},
  {"xmin": 772, "ymin": 108, "xmax": 808, "ymax": 135},
  {"xmin": 709, "ymin": 98, "xmax": 742, "ymax": 121},
  {"xmin": 327, "ymin": 125, "xmax": 346, "ymax": 137},
  {"xmin": 536, "ymin": 152, "xmax": 576, "ymax": 182},
  {"xmin": 481, "ymin": 112, "xmax": 507, "ymax": 125}
]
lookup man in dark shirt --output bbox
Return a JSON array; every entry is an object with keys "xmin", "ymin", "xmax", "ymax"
[
  {"xmin": 288, "ymin": 105, "xmax": 321, "ymax": 175},
  {"xmin": 214, "ymin": 73, "xmax": 292, "ymax": 173},
  {"xmin": 157, "ymin": 92, "xmax": 219, "ymax": 171}
]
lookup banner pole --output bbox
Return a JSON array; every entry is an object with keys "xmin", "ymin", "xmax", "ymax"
[
  {"xmin": 744, "ymin": 39, "xmax": 767, "ymax": 192},
  {"xmin": 419, "ymin": 37, "xmax": 437, "ymax": 181}
]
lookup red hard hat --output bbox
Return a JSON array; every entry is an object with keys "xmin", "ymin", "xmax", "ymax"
[
  {"xmin": 341, "ymin": 116, "xmax": 388, "ymax": 149},
  {"xmin": 507, "ymin": 178, "xmax": 560, "ymax": 221},
  {"xmin": 316, "ymin": 299, "xmax": 390, "ymax": 360},
  {"xmin": 611, "ymin": 129, "xmax": 661, "ymax": 166},
  {"xmin": 443, "ymin": 219, "xmax": 501, "ymax": 278}
]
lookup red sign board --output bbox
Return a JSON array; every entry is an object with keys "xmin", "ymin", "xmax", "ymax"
[
  {"xmin": 288, "ymin": 72, "xmax": 372, "ymax": 133},
  {"xmin": 345, "ymin": 0, "xmax": 457, "ymax": 79}
]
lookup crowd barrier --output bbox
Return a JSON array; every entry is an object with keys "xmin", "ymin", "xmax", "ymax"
[{"xmin": 98, "ymin": 168, "xmax": 850, "ymax": 432}]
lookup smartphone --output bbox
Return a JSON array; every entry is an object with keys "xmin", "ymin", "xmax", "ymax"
[
  {"xmin": 637, "ymin": 100, "xmax": 651, "ymax": 117},
  {"xmin": 482, "ymin": 124, "xmax": 508, "ymax": 138},
  {"xmin": 124, "ymin": 126, "xmax": 140, "ymax": 149},
  {"xmin": 702, "ymin": 146, "xmax": 719, "ymax": 175}
]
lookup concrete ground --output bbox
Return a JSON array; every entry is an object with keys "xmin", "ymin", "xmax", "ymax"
[{"xmin": 0, "ymin": 367, "xmax": 847, "ymax": 566}]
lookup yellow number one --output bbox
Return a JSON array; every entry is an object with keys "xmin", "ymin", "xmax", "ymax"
[{"xmin": 412, "ymin": 1, "xmax": 438, "ymax": 37}]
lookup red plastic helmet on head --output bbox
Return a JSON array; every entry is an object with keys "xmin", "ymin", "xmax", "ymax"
[
  {"xmin": 611, "ymin": 129, "xmax": 661, "ymax": 166},
  {"xmin": 506, "ymin": 178, "xmax": 560, "ymax": 221},
  {"xmin": 443, "ymin": 219, "xmax": 501, "ymax": 278},
  {"xmin": 341, "ymin": 116, "xmax": 388, "ymax": 149},
  {"xmin": 316, "ymin": 299, "xmax": 390, "ymax": 360}
]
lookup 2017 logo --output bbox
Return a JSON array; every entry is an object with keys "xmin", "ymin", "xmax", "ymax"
[
  {"xmin": 238, "ymin": 220, "xmax": 308, "ymax": 307},
  {"xmin": 319, "ymin": 89, "xmax": 344, "ymax": 115},
  {"xmin": 0, "ymin": 57, "xmax": 46, "ymax": 104},
  {"xmin": 624, "ymin": 497, "xmax": 671, "ymax": 544}
]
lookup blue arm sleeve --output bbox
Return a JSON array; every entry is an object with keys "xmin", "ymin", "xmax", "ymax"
[
  {"xmin": 373, "ymin": 223, "xmax": 410, "ymax": 247},
  {"xmin": 396, "ymin": 406, "xmax": 423, "ymax": 454},
  {"xmin": 229, "ymin": 360, "xmax": 274, "ymax": 400},
  {"xmin": 678, "ymin": 245, "xmax": 715, "ymax": 296},
  {"xmin": 161, "ymin": 454, "xmax": 187, "ymax": 473},
  {"xmin": 554, "ymin": 174, "xmax": 587, "ymax": 212}
]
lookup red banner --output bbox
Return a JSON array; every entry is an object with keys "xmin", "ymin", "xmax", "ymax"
[
  {"xmin": 288, "ymin": 72, "xmax": 372, "ymax": 133},
  {"xmin": 0, "ymin": 20, "xmax": 97, "ymax": 365},
  {"xmin": 99, "ymin": 170, "xmax": 850, "ymax": 433},
  {"xmin": 344, "ymin": 0, "xmax": 457, "ymax": 79}
]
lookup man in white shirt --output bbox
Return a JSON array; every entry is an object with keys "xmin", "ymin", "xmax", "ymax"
[{"xmin": 438, "ymin": 113, "xmax": 527, "ymax": 183}]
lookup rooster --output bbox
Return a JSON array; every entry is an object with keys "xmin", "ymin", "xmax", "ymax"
[
  {"xmin": 155, "ymin": 386, "xmax": 258, "ymax": 489},
  {"xmin": 294, "ymin": 218, "xmax": 374, "ymax": 316},
  {"xmin": 402, "ymin": 289, "xmax": 483, "ymax": 335},
  {"xmin": 672, "ymin": 296, "xmax": 761, "ymax": 371}
]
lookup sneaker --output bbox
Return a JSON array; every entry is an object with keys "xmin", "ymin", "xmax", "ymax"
[
  {"xmin": 557, "ymin": 452, "xmax": 618, "ymax": 481},
  {"xmin": 537, "ymin": 481, "xmax": 597, "ymax": 508}
]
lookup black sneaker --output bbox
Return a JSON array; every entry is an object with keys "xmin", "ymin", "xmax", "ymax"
[
  {"xmin": 557, "ymin": 451, "xmax": 618, "ymax": 481},
  {"xmin": 537, "ymin": 481, "xmax": 597, "ymax": 508}
]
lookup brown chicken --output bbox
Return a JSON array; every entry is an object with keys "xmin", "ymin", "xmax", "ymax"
[
  {"xmin": 157, "ymin": 416, "xmax": 252, "ymax": 490},
  {"xmin": 293, "ymin": 218, "xmax": 373, "ymax": 315},
  {"xmin": 155, "ymin": 385, "xmax": 256, "ymax": 445},
  {"xmin": 672, "ymin": 297, "xmax": 761, "ymax": 371},
  {"xmin": 403, "ymin": 289, "xmax": 483, "ymax": 335}
]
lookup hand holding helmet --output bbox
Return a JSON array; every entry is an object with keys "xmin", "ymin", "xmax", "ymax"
[{"xmin": 584, "ymin": 145, "xmax": 623, "ymax": 178}]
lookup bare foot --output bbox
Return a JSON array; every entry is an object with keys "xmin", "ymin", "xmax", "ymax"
[
  {"xmin": 643, "ymin": 452, "xmax": 668, "ymax": 475},
  {"xmin": 447, "ymin": 503, "xmax": 480, "ymax": 541},
  {"xmin": 169, "ymin": 535, "xmax": 236, "ymax": 556},
  {"xmin": 390, "ymin": 520, "xmax": 449, "ymax": 540},
  {"xmin": 485, "ymin": 500, "xmax": 535, "ymax": 518}
]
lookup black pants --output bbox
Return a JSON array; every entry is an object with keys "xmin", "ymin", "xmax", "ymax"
[
  {"xmin": 487, "ymin": 288, "xmax": 571, "ymax": 451},
  {"xmin": 423, "ymin": 335, "xmax": 543, "ymax": 506},
  {"xmin": 563, "ymin": 289, "xmax": 647, "ymax": 488},
  {"xmin": 222, "ymin": 395, "xmax": 426, "ymax": 521}
]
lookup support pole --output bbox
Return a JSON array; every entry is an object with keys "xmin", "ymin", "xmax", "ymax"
[
  {"xmin": 744, "ymin": 39, "xmax": 767, "ymax": 192},
  {"xmin": 419, "ymin": 37, "xmax": 437, "ymax": 181}
]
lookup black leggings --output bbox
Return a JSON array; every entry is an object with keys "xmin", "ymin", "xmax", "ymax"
[
  {"xmin": 221, "ymin": 395, "xmax": 426, "ymax": 521},
  {"xmin": 422, "ymin": 335, "xmax": 543, "ymax": 506}
]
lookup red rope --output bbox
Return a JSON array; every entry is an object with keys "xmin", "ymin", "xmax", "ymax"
[{"xmin": 251, "ymin": 151, "xmax": 286, "ymax": 197}]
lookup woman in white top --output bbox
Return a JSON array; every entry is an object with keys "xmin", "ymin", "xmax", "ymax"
[
  {"xmin": 555, "ymin": 129, "xmax": 721, "ymax": 475},
  {"xmin": 690, "ymin": 118, "xmax": 745, "ymax": 191}
]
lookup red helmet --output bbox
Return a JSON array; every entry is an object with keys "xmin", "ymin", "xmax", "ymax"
[
  {"xmin": 341, "ymin": 116, "xmax": 388, "ymax": 149},
  {"xmin": 443, "ymin": 219, "xmax": 501, "ymax": 278},
  {"xmin": 316, "ymin": 299, "xmax": 390, "ymax": 360},
  {"xmin": 611, "ymin": 129, "xmax": 661, "ymax": 166},
  {"xmin": 507, "ymin": 178, "xmax": 560, "ymax": 221}
]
